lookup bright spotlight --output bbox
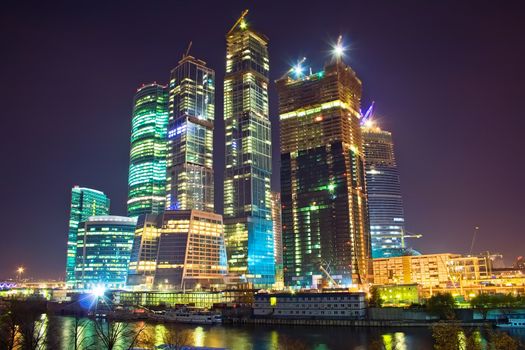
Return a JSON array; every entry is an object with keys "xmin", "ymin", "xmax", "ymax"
[
  {"xmin": 332, "ymin": 35, "xmax": 346, "ymax": 60},
  {"xmin": 333, "ymin": 44, "xmax": 344, "ymax": 57},
  {"xmin": 293, "ymin": 64, "xmax": 304, "ymax": 77},
  {"xmin": 91, "ymin": 286, "xmax": 105, "ymax": 297}
]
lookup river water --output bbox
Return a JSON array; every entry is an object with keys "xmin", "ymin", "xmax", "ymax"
[{"xmin": 42, "ymin": 316, "xmax": 525, "ymax": 349}]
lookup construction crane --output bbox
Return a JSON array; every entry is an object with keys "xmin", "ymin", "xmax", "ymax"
[
  {"xmin": 227, "ymin": 9, "xmax": 249, "ymax": 35},
  {"xmin": 182, "ymin": 41, "xmax": 192, "ymax": 59},
  {"xmin": 360, "ymin": 101, "xmax": 375, "ymax": 126},
  {"xmin": 278, "ymin": 56, "xmax": 307, "ymax": 81},
  {"xmin": 319, "ymin": 261, "xmax": 340, "ymax": 288},
  {"xmin": 469, "ymin": 226, "xmax": 480, "ymax": 255},
  {"xmin": 400, "ymin": 229, "xmax": 423, "ymax": 249}
]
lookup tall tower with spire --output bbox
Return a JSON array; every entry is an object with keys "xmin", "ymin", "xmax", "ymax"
[
  {"xmin": 223, "ymin": 11, "xmax": 274, "ymax": 287},
  {"xmin": 165, "ymin": 52, "xmax": 215, "ymax": 212}
]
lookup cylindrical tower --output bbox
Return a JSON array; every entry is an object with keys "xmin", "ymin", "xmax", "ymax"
[{"xmin": 127, "ymin": 83, "xmax": 169, "ymax": 217}]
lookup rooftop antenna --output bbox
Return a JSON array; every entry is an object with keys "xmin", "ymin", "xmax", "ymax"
[
  {"xmin": 227, "ymin": 9, "xmax": 249, "ymax": 35},
  {"xmin": 183, "ymin": 41, "xmax": 192, "ymax": 59}
]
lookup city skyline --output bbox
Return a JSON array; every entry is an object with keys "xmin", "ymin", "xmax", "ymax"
[{"xmin": 2, "ymin": 1, "xmax": 523, "ymax": 279}]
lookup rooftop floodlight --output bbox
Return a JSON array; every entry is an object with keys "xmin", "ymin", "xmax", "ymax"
[
  {"xmin": 293, "ymin": 64, "xmax": 304, "ymax": 77},
  {"xmin": 332, "ymin": 35, "xmax": 346, "ymax": 62}
]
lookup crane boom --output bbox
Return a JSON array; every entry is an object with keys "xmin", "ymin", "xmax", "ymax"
[
  {"xmin": 227, "ymin": 9, "xmax": 249, "ymax": 35},
  {"xmin": 400, "ymin": 229, "xmax": 423, "ymax": 248},
  {"xmin": 183, "ymin": 41, "xmax": 192, "ymax": 58},
  {"xmin": 319, "ymin": 265, "xmax": 339, "ymax": 287},
  {"xmin": 278, "ymin": 57, "xmax": 306, "ymax": 81}
]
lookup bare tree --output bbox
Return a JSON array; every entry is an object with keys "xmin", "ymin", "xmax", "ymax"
[
  {"xmin": 487, "ymin": 327, "xmax": 520, "ymax": 350},
  {"xmin": 0, "ymin": 309, "xmax": 22, "ymax": 350},
  {"xmin": 162, "ymin": 323, "xmax": 194, "ymax": 350},
  {"xmin": 18, "ymin": 315, "xmax": 48, "ymax": 350},
  {"xmin": 68, "ymin": 313, "xmax": 91, "ymax": 350},
  {"xmin": 431, "ymin": 321, "xmax": 463, "ymax": 350},
  {"xmin": 91, "ymin": 318, "xmax": 146, "ymax": 350}
]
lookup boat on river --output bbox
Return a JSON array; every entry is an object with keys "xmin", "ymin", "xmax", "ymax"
[
  {"xmin": 496, "ymin": 314, "xmax": 525, "ymax": 328},
  {"xmin": 164, "ymin": 308, "xmax": 222, "ymax": 324}
]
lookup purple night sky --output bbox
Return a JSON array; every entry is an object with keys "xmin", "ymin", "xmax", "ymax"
[{"xmin": 1, "ymin": 0, "xmax": 524, "ymax": 279}]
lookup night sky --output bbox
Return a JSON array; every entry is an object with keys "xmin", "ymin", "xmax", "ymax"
[{"xmin": 1, "ymin": 0, "xmax": 524, "ymax": 279}]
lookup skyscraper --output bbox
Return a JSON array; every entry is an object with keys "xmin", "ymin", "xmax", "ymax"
[
  {"xmin": 362, "ymin": 120, "xmax": 406, "ymax": 258},
  {"xmin": 75, "ymin": 216, "xmax": 137, "ymax": 290},
  {"xmin": 276, "ymin": 55, "xmax": 370, "ymax": 288},
  {"xmin": 223, "ymin": 12, "xmax": 274, "ymax": 286},
  {"xmin": 65, "ymin": 186, "xmax": 110, "ymax": 287},
  {"xmin": 127, "ymin": 210, "xmax": 227, "ymax": 290},
  {"xmin": 166, "ymin": 55, "xmax": 215, "ymax": 212},
  {"xmin": 127, "ymin": 83, "xmax": 169, "ymax": 217}
]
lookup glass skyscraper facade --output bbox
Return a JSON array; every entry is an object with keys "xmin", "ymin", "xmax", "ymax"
[
  {"xmin": 223, "ymin": 15, "xmax": 274, "ymax": 287},
  {"xmin": 74, "ymin": 216, "xmax": 137, "ymax": 290},
  {"xmin": 166, "ymin": 55, "xmax": 215, "ymax": 212},
  {"xmin": 127, "ymin": 83, "xmax": 169, "ymax": 217},
  {"xmin": 65, "ymin": 186, "xmax": 110, "ymax": 287},
  {"xmin": 362, "ymin": 121, "xmax": 406, "ymax": 258},
  {"xmin": 127, "ymin": 210, "xmax": 227, "ymax": 290},
  {"xmin": 276, "ymin": 59, "xmax": 371, "ymax": 288}
]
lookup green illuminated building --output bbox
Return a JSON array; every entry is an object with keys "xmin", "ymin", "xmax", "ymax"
[
  {"xmin": 276, "ymin": 56, "xmax": 371, "ymax": 288},
  {"xmin": 127, "ymin": 83, "xmax": 169, "ymax": 217},
  {"xmin": 65, "ymin": 186, "xmax": 110, "ymax": 287},
  {"xmin": 166, "ymin": 55, "xmax": 214, "ymax": 211},
  {"xmin": 75, "ymin": 216, "xmax": 137, "ymax": 290},
  {"xmin": 223, "ymin": 13, "xmax": 274, "ymax": 287}
]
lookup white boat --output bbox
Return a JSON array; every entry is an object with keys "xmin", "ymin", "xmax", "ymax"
[
  {"xmin": 165, "ymin": 309, "xmax": 222, "ymax": 324},
  {"xmin": 496, "ymin": 314, "xmax": 525, "ymax": 328}
]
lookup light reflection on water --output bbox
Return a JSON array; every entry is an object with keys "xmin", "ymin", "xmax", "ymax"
[{"xmin": 32, "ymin": 316, "xmax": 525, "ymax": 350}]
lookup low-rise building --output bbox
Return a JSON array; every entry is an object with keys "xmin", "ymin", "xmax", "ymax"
[
  {"xmin": 253, "ymin": 292, "xmax": 367, "ymax": 319},
  {"xmin": 374, "ymin": 284, "xmax": 421, "ymax": 306},
  {"xmin": 127, "ymin": 210, "xmax": 228, "ymax": 290},
  {"xmin": 372, "ymin": 253, "xmax": 491, "ymax": 289}
]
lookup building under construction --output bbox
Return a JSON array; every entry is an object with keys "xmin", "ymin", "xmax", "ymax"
[{"xmin": 276, "ymin": 53, "xmax": 370, "ymax": 288}]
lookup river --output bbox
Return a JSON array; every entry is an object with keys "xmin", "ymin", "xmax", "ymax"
[{"xmin": 39, "ymin": 316, "xmax": 525, "ymax": 349}]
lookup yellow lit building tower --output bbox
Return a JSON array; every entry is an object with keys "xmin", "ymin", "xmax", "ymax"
[
  {"xmin": 276, "ymin": 43, "xmax": 371, "ymax": 288},
  {"xmin": 223, "ymin": 11, "xmax": 274, "ymax": 287}
]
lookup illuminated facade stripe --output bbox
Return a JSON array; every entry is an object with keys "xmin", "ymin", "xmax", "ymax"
[
  {"xmin": 127, "ymin": 83, "xmax": 169, "ymax": 217},
  {"xmin": 65, "ymin": 186, "xmax": 110, "ymax": 287},
  {"xmin": 223, "ymin": 16, "xmax": 274, "ymax": 287},
  {"xmin": 276, "ymin": 60, "xmax": 371, "ymax": 288},
  {"xmin": 166, "ymin": 56, "xmax": 215, "ymax": 212}
]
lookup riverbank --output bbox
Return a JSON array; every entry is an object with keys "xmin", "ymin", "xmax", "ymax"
[{"xmin": 231, "ymin": 317, "xmax": 492, "ymax": 327}]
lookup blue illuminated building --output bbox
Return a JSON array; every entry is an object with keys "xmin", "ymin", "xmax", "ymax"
[
  {"xmin": 362, "ymin": 120, "xmax": 407, "ymax": 258},
  {"xmin": 74, "ymin": 216, "xmax": 137, "ymax": 290},
  {"xmin": 65, "ymin": 186, "xmax": 110, "ymax": 288}
]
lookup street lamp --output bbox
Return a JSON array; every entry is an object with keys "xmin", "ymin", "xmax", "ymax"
[{"xmin": 16, "ymin": 266, "xmax": 25, "ymax": 281}]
